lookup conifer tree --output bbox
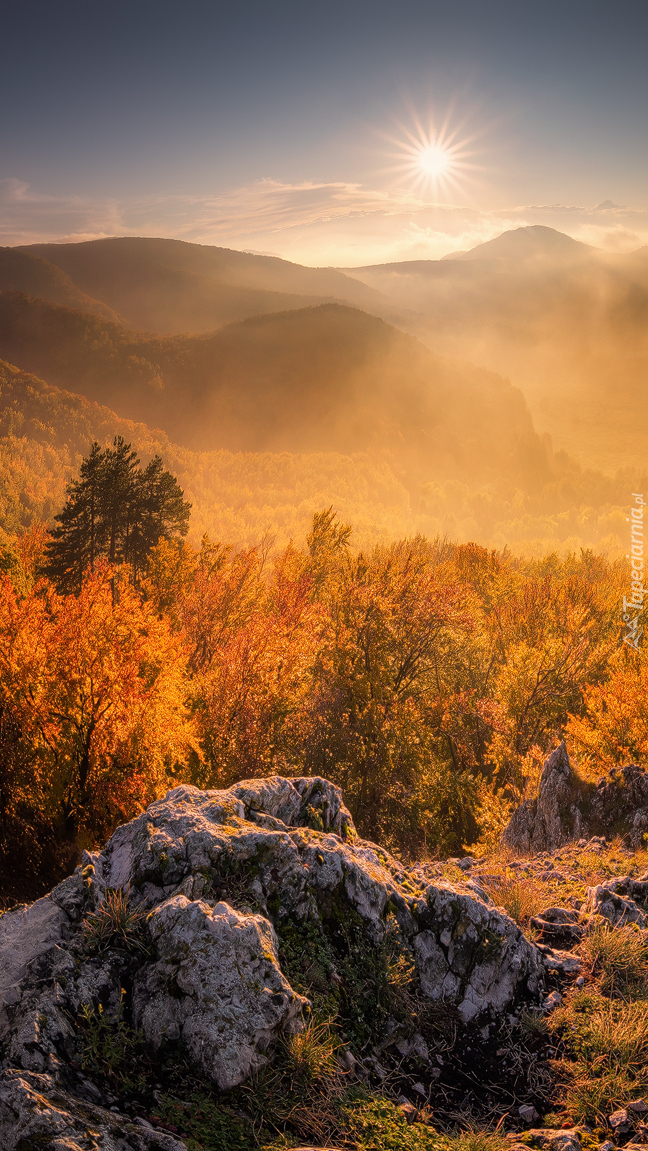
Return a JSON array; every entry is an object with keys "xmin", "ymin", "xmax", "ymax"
[{"xmin": 43, "ymin": 437, "xmax": 191, "ymax": 592}]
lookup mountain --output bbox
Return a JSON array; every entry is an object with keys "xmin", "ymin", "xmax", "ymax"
[
  {"xmin": 443, "ymin": 225, "xmax": 593, "ymax": 263},
  {"xmin": 0, "ymin": 247, "xmax": 122, "ymax": 322},
  {"xmin": 17, "ymin": 236, "xmax": 398, "ymax": 334},
  {"xmin": 342, "ymin": 226, "xmax": 648, "ymax": 473},
  {"xmin": 0, "ymin": 356, "xmax": 641, "ymax": 558},
  {"xmin": 0, "ymin": 292, "xmax": 549, "ymax": 487}
]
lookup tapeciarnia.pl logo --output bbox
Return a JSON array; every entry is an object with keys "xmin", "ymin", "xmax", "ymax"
[{"xmin": 622, "ymin": 492, "xmax": 645, "ymax": 651}]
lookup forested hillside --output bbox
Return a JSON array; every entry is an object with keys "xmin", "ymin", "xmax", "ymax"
[
  {"xmin": 345, "ymin": 226, "xmax": 648, "ymax": 473},
  {"xmin": 0, "ymin": 292, "xmax": 547, "ymax": 481},
  {"xmin": 0, "ymin": 358, "xmax": 640, "ymax": 555},
  {"xmin": 19, "ymin": 236, "xmax": 396, "ymax": 332},
  {"xmin": 0, "ymin": 489, "xmax": 638, "ymax": 902}
]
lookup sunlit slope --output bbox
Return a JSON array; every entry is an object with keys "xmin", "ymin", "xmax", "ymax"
[
  {"xmin": 0, "ymin": 294, "xmax": 547, "ymax": 486},
  {"xmin": 344, "ymin": 226, "xmax": 648, "ymax": 473},
  {"xmin": 0, "ymin": 358, "xmax": 641, "ymax": 557},
  {"xmin": 18, "ymin": 236, "xmax": 397, "ymax": 334},
  {"xmin": 0, "ymin": 358, "xmax": 413, "ymax": 548},
  {"xmin": 0, "ymin": 247, "xmax": 122, "ymax": 323}
]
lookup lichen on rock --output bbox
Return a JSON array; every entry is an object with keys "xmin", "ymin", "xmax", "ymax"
[{"xmin": 0, "ymin": 773, "xmax": 552, "ymax": 1147}]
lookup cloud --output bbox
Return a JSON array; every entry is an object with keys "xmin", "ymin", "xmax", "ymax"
[
  {"xmin": 2, "ymin": 175, "xmax": 648, "ymax": 265},
  {"xmin": 0, "ymin": 178, "xmax": 124, "ymax": 245}
]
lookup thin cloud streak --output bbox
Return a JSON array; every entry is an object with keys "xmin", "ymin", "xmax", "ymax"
[{"xmin": 2, "ymin": 176, "xmax": 648, "ymax": 265}]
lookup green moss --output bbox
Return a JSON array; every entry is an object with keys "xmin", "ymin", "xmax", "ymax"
[
  {"xmin": 153, "ymin": 1093, "xmax": 259, "ymax": 1151},
  {"xmin": 340, "ymin": 1093, "xmax": 438, "ymax": 1151}
]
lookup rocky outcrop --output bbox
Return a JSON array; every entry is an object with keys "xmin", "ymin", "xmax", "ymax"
[
  {"xmin": 134, "ymin": 895, "xmax": 306, "ymax": 1089},
  {"xmin": 583, "ymin": 876, "xmax": 648, "ymax": 928},
  {"xmin": 502, "ymin": 743, "xmax": 648, "ymax": 853},
  {"xmin": 0, "ymin": 1069, "xmax": 186, "ymax": 1151},
  {"xmin": 0, "ymin": 774, "xmax": 552, "ymax": 1148}
]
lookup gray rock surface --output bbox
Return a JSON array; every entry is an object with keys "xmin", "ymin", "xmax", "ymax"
[
  {"xmin": 502, "ymin": 744, "xmax": 648, "ymax": 853},
  {"xmin": 501, "ymin": 743, "xmax": 578, "ymax": 854},
  {"xmin": 0, "ymin": 1068, "xmax": 187, "ymax": 1150},
  {"xmin": 0, "ymin": 773, "xmax": 550, "ymax": 1147},
  {"xmin": 134, "ymin": 894, "xmax": 307, "ymax": 1089}
]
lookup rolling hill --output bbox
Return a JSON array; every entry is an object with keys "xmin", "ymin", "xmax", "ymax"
[
  {"xmin": 17, "ymin": 236, "xmax": 399, "ymax": 334},
  {"xmin": 0, "ymin": 247, "xmax": 122, "ymax": 323},
  {"xmin": 343, "ymin": 226, "xmax": 648, "ymax": 473},
  {"xmin": 0, "ymin": 292, "xmax": 549, "ymax": 488}
]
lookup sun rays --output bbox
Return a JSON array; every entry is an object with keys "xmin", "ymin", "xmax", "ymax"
[{"xmin": 382, "ymin": 107, "xmax": 485, "ymax": 199}]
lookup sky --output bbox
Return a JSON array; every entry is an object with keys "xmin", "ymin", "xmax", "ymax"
[{"xmin": 2, "ymin": 0, "xmax": 648, "ymax": 265}]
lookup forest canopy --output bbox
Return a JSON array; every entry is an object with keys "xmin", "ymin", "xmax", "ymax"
[{"xmin": 0, "ymin": 473, "xmax": 638, "ymax": 903}]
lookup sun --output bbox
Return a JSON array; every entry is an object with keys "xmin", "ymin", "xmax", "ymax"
[
  {"xmin": 383, "ymin": 108, "xmax": 483, "ymax": 199},
  {"xmin": 416, "ymin": 144, "xmax": 451, "ymax": 179}
]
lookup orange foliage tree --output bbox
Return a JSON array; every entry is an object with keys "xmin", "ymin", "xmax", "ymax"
[
  {"xmin": 566, "ymin": 652, "xmax": 648, "ymax": 773},
  {"xmin": 0, "ymin": 563, "xmax": 194, "ymax": 848}
]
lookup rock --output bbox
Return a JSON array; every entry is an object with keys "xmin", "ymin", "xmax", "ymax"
[
  {"xmin": 0, "ymin": 894, "xmax": 70, "ymax": 1034},
  {"xmin": 133, "ymin": 895, "xmax": 307, "ymax": 1089},
  {"xmin": 543, "ymin": 990, "xmax": 563, "ymax": 1012},
  {"xmin": 584, "ymin": 885, "xmax": 647, "ymax": 928},
  {"xmin": 0, "ymin": 773, "xmax": 550, "ymax": 1147},
  {"xmin": 519, "ymin": 1103, "xmax": 540, "ymax": 1123},
  {"xmin": 629, "ymin": 1100, "xmax": 648, "ymax": 1114},
  {"xmin": 609, "ymin": 1108, "xmax": 632, "ymax": 1132},
  {"xmin": 598, "ymin": 1142, "xmax": 614, "ymax": 1151},
  {"xmin": 502, "ymin": 743, "xmax": 578, "ymax": 853},
  {"xmin": 521, "ymin": 1129, "xmax": 582, "ymax": 1151},
  {"xmin": 530, "ymin": 907, "xmax": 584, "ymax": 949},
  {"xmin": 0, "ymin": 1068, "xmax": 187, "ymax": 1150},
  {"xmin": 502, "ymin": 746, "xmax": 648, "ymax": 853},
  {"xmin": 538, "ymin": 946, "xmax": 582, "ymax": 977},
  {"xmin": 400, "ymin": 1101, "xmax": 420, "ymax": 1123}
]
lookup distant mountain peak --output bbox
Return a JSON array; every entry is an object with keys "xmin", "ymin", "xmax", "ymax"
[{"xmin": 450, "ymin": 225, "xmax": 593, "ymax": 262}]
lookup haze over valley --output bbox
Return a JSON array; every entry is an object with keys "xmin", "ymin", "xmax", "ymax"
[{"xmin": 0, "ymin": 227, "xmax": 644, "ymax": 556}]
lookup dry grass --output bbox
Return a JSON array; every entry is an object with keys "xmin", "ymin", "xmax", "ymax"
[
  {"xmin": 480, "ymin": 873, "xmax": 549, "ymax": 927},
  {"xmin": 579, "ymin": 922, "xmax": 648, "ymax": 999},
  {"xmin": 242, "ymin": 1020, "xmax": 347, "ymax": 1144},
  {"xmin": 548, "ymin": 988, "xmax": 648, "ymax": 1122}
]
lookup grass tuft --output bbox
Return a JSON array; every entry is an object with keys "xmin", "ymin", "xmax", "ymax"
[
  {"xmin": 578, "ymin": 921, "xmax": 648, "ymax": 999},
  {"xmin": 83, "ymin": 887, "xmax": 148, "ymax": 954}
]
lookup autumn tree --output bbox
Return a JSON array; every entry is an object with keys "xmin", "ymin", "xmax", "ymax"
[
  {"xmin": 182, "ymin": 541, "xmax": 322, "ymax": 785},
  {"xmin": 566, "ymin": 651, "xmax": 648, "ymax": 772},
  {"xmin": 301, "ymin": 533, "xmax": 478, "ymax": 853},
  {"xmin": 0, "ymin": 564, "xmax": 194, "ymax": 847},
  {"xmin": 43, "ymin": 437, "xmax": 191, "ymax": 592}
]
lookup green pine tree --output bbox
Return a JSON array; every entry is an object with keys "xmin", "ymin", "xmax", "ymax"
[{"xmin": 42, "ymin": 438, "xmax": 191, "ymax": 592}]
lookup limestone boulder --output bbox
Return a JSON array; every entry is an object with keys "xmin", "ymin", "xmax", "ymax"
[
  {"xmin": 0, "ymin": 1068, "xmax": 187, "ymax": 1151},
  {"xmin": 502, "ymin": 745, "xmax": 648, "ymax": 853},
  {"xmin": 0, "ymin": 773, "xmax": 552, "ymax": 1148},
  {"xmin": 133, "ymin": 895, "xmax": 307, "ymax": 1089}
]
